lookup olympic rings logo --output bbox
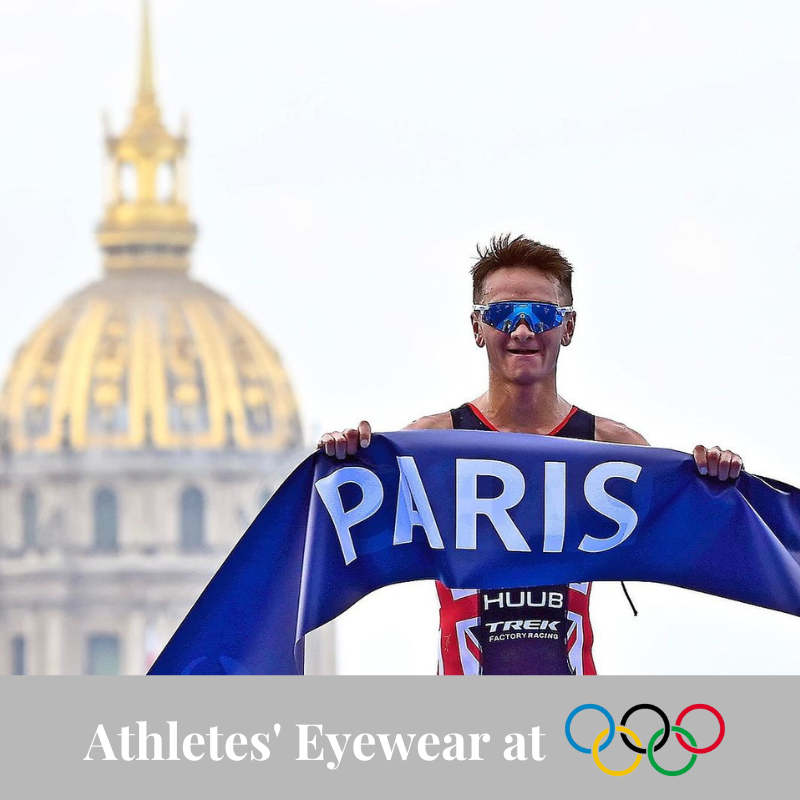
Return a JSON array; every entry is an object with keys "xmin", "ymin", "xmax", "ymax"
[{"xmin": 565, "ymin": 704, "xmax": 725, "ymax": 776}]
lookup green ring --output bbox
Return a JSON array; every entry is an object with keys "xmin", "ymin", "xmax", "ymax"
[{"xmin": 647, "ymin": 726, "xmax": 697, "ymax": 776}]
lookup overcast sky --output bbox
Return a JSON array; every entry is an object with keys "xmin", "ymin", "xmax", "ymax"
[{"xmin": 3, "ymin": 0, "xmax": 800, "ymax": 673}]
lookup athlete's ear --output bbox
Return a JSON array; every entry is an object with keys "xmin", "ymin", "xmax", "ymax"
[
  {"xmin": 561, "ymin": 310, "xmax": 576, "ymax": 346},
  {"xmin": 471, "ymin": 313, "xmax": 485, "ymax": 347}
]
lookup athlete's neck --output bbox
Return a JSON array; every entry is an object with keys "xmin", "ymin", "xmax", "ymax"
[{"xmin": 472, "ymin": 374, "xmax": 572, "ymax": 434}]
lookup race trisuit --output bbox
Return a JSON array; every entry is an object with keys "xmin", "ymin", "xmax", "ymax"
[{"xmin": 437, "ymin": 402, "xmax": 597, "ymax": 675}]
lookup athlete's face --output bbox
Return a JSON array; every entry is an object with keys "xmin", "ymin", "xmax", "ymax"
[{"xmin": 472, "ymin": 267, "xmax": 575, "ymax": 385}]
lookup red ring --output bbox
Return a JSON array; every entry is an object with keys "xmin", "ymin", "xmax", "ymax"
[{"xmin": 675, "ymin": 704, "xmax": 725, "ymax": 753}]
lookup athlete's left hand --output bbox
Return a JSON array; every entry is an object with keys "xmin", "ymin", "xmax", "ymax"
[{"xmin": 692, "ymin": 445, "xmax": 744, "ymax": 481}]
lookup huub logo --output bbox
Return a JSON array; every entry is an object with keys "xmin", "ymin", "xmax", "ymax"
[
  {"xmin": 483, "ymin": 590, "xmax": 564, "ymax": 611},
  {"xmin": 315, "ymin": 457, "xmax": 643, "ymax": 565}
]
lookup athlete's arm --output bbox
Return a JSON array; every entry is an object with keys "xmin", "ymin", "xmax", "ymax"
[
  {"xmin": 594, "ymin": 416, "xmax": 649, "ymax": 447},
  {"xmin": 402, "ymin": 412, "xmax": 453, "ymax": 431},
  {"xmin": 594, "ymin": 416, "xmax": 743, "ymax": 481},
  {"xmin": 317, "ymin": 413, "xmax": 453, "ymax": 459}
]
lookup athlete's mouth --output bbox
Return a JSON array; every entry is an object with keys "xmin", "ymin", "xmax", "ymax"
[{"xmin": 507, "ymin": 348, "xmax": 540, "ymax": 355}]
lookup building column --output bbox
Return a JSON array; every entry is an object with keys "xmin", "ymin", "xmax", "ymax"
[
  {"xmin": 41, "ymin": 607, "xmax": 66, "ymax": 675},
  {"xmin": 17, "ymin": 610, "xmax": 37, "ymax": 676},
  {"xmin": 304, "ymin": 621, "xmax": 337, "ymax": 675},
  {"xmin": 125, "ymin": 609, "xmax": 147, "ymax": 675}
]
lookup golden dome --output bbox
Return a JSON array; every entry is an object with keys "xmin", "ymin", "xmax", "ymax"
[
  {"xmin": 0, "ymin": 273, "xmax": 301, "ymax": 454},
  {"xmin": 0, "ymin": 4, "xmax": 302, "ymax": 455}
]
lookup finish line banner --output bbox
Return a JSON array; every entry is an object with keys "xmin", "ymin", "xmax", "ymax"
[{"xmin": 149, "ymin": 430, "xmax": 800, "ymax": 675}]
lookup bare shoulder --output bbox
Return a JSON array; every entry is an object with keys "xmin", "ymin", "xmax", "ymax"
[
  {"xmin": 594, "ymin": 416, "xmax": 649, "ymax": 446},
  {"xmin": 403, "ymin": 412, "xmax": 453, "ymax": 431}
]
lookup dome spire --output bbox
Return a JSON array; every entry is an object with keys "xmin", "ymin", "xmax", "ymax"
[
  {"xmin": 138, "ymin": 0, "xmax": 156, "ymax": 104},
  {"xmin": 96, "ymin": 1, "xmax": 197, "ymax": 275}
]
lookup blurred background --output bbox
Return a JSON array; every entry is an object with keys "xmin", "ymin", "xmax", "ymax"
[{"xmin": 1, "ymin": 0, "xmax": 800, "ymax": 674}]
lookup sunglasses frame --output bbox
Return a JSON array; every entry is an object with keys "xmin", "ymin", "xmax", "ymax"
[{"xmin": 472, "ymin": 301, "xmax": 574, "ymax": 334}]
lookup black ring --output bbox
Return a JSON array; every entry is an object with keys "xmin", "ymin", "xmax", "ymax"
[{"xmin": 619, "ymin": 704, "xmax": 671, "ymax": 754}]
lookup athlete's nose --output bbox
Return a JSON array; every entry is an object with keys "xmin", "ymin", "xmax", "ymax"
[{"xmin": 509, "ymin": 317, "xmax": 538, "ymax": 337}]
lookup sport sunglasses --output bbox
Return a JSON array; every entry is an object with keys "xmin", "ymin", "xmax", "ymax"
[{"xmin": 472, "ymin": 301, "xmax": 574, "ymax": 334}]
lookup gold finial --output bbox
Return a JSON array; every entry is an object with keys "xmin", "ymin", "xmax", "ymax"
[
  {"xmin": 138, "ymin": 0, "xmax": 156, "ymax": 104},
  {"xmin": 96, "ymin": 0, "xmax": 197, "ymax": 274}
]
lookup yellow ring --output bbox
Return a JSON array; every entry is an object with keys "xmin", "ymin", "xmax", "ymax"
[{"xmin": 591, "ymin": 726, "xmax": 642, "ymax": 776}]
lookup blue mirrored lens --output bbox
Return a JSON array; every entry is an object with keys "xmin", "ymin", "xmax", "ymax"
[{"xmin": 481, "ymin": 302, "xmax": 564, "ymax": 334}]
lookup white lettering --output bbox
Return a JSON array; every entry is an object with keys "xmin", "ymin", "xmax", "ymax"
[
  {"xmin": 530, "ymin": 726, "xmax": 546, "ymax": 761},
  {"xmin": 352, "ymin": 732, "xmax": 375, "ymax": 761},
  {"xmin": 482, "ymin": 590, "xmax": 563, "ymax": 611},
  {"xmin": 225, "ymin": 733, "xmax": 248, "ymax": 761},
  {"xmin": 323, "ymin": 732, "xmax": 352, "ymax": 770},
  {"xmin": 84, "ymin": 725, "xmax": 117, "ymax": 761},
  {"xmin": 376, "ymin": 733, "xmax": 417, "ymax": 760},
  {"xmin": 250, "ymin": 732, "xmax": 271, "ymax": 761},
  {"xmin": 296, "ymin": 724, "xmax": 325, "ymax": 762},
  {"xmin": 418, "ymin": 733, "xmax": 440, "ymax": 761},
  {"xmin": 543, "ymin": 461, "xmax": 566, "ymax": 552},
  {"xmin": 503, "ymin": 728, "xmax": 545, "ymax": 761},
  {"xmin": 182, "ymin": 732, "xmax": 205, "ymax": 761},
  {"xmin": 579, "ymin": 462, "xmax": 642, "ymax": 553},
  {"xmin": 469, "ymin": 733, "xmax": 491, "ymax": 760},
  {"xmin": 208, "ymin": 725, "xmax": 223, "ymax": 761},
  {"xmin": 455, "ymin": 459, "xmax": 530, "ymax": 551},
  {"xmin": 393, "ymin": 457, "xmax": 444, "ymax": 550},
  {"xmin": 442, "ymin": 733, "xmax": 466, "ymax": 761},
  {"xmin": 137, "ymin": 721, "xmax": 163, "ymax": 761},
  {"xmin": 167, "ymin": 721, "xmax": 179, "ymax": 761},
  {"xmin": 118, "ymin": 726, "xmax": 134, "ymax": 761},
  {"xmin": 504, "ymin": 732, "xmax": 526, "ymax": 761},
  {"xmin": 315, "ymin": 468, "xmax": 384, "ymax": 565}
]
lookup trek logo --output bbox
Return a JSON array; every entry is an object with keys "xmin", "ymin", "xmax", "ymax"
[
  {"xmin": 485, "ymin": 619, "xmax": 560, "ymax": 641},
  {"xmin": 485, "ymin": 619, "xmax": 560, "ymax": 633},
  {"xmin": 315, "ymin": 457, "xmax": 643, "ymax": 565},
  {"xmin": 482, "ymin": 590, "xmax": 564, "ymax": 611},
  {"xmin": 565, "ymin": 704, "xmax": 725, "ymax": 776}
]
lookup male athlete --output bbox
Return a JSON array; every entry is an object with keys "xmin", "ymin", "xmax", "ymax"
[{"xmin": 318, "ymin": 234, "xmax": 744, "ymax": 675}]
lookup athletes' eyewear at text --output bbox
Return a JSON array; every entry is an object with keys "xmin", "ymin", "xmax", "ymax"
[{"xmin": 472, "ymin": 301, "xmax": 573, "ymax": 334}]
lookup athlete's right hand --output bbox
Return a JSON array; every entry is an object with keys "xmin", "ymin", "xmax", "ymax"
[{"xmin": 317, "ymin": 421, "xmax": 372, "ymax": 459}]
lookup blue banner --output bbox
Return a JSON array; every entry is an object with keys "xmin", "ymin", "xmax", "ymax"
[{"xmin": 149, "ymin": 430, "xmax": 800, "ymax": 675}]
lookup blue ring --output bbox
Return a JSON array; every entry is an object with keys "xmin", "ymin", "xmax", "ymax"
[{"xmin": 565, "ymin": 704, "xmax": 616, "ymax": 753}]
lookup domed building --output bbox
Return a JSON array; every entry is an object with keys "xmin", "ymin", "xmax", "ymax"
[{"xmin": 0, "ymin": 4, "xmax": 334, "ymax": 675}]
